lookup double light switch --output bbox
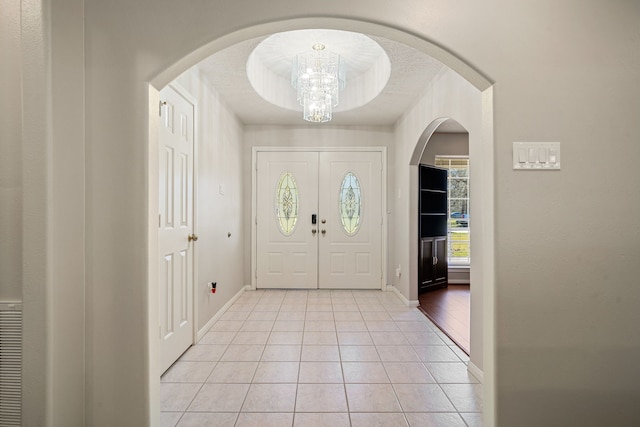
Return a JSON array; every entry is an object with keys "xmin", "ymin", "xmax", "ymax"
[{"xmin": 513, "ymin": 142, "xmax": 561, "ymax": 170}]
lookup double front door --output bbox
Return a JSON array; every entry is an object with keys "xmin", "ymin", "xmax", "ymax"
[{"xmin": 256, "ymin": 151, "xmax": 384, "ymax": 289}]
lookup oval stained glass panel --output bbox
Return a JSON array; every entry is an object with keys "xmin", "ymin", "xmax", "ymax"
[
  {"xmin": 275, "ymin": 172, "xmax": 299, "ymax": 235},
  {"xmin": 339, "ymin": 172, "xmax": 362, "ymax": 235}
]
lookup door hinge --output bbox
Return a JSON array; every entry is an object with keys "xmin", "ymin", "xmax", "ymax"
[
  {"xmin": 159, "ymin": 100, "xmax": 166, "ymax": 117},
  {"xmin": 158, "ymin": 214, "xmax": 161, "ymax": 228},
  {"xmin": 159, "ymin": 326, "xmax": 162, "ymax": 339}
]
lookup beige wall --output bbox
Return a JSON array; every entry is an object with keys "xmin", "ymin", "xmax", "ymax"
[
  {"xmin": 175, "ymin": 68, "xmax": 246, "ymax": 331},
  {"xmin": 420, "ymin": 132, "xmax": 470, "ymax": 165},
  {"xmin": 0, "ymin": 0, "xmax": 22, "ymax": 301},
  {"xmin": 8, "ymin": 0, "xmax": 640, "ymax": 426},
  {"xmin": 50, "ymin": 0, "xmax": 86, "ymax": 425}
]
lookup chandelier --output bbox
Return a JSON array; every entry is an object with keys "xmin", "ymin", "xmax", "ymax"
[{"xmin": 291, "ymin": 43, "xmax": 346, "ymax": 123}]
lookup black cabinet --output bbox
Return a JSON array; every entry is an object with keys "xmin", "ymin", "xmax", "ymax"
[
  {"xmin": 420, "ymin": 236, "xmax": 448, "ymax": 291},
  {"xmin": 419, "ymin": 164, "xmax": 448, "ymax": 293}
]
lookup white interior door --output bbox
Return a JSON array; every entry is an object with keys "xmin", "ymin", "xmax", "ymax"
[
  {"xmin": 318, "ymin": 151, "xmax": 383, "ymax": 289},
  {"xmin": 256, "ymin": 150, "xmax": 383, "ymax": 290},
  {"xmin": 158, "ymin": 86, "xmax": 195, "ymax": 373}
]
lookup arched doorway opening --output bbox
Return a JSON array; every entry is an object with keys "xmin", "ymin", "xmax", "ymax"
[
  {"xmin": 148, "ymin": 18, "xmax": 495, "ymax": 425},
  {"xmin": 412, "ymin": 119, "xmax": 473, "ymax": 355}
]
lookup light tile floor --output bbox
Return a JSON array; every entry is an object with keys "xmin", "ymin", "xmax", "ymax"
[{"xmin": 161, "ymin": 290, "xmax": 482, "ymax": 427}]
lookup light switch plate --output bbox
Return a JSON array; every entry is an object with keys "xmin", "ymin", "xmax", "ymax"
[{"xmin": 513, "ymin": 142, "xmax": 561, "ymax": 170}]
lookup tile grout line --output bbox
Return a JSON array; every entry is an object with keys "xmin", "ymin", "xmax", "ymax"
[
  {"xmin": 234, "ymin": 293, "xmax": 273, "ymax": 426},
  {"xmin": 334, "ymin": 296, "xmax": 352, "ymax": 426},
  {"xmin": 291, "ymin": 291, "xmax": 307, "ymax": 423},
  {"xmin": 382, "ymin": 301, "xmax": 413, "ymax": 427}
]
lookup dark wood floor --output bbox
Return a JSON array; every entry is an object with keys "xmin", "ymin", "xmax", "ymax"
[{"xmin": 418, "ymin": 284, "xmax": 470, "ymax": 355}]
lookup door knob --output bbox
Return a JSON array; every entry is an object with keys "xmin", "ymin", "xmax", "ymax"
[
  {"xmin": 321, "ymin": 229, "xmax": 326, "ymax": 235},
  {"xmin": 188, "ymin": 234, "xmax": 199, "ymax": 242},
  {"xmin": 312, "ymin": 229, "xmax": 317, "ymax": 235}
]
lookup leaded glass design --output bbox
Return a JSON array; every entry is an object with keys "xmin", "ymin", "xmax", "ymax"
[
  {"xmin": 275, "ymin": 172, "xmax": 299, "ymax": 235},
  {"xmin": 339, "ymin": 172, "xmax": 362, "ymax": 235}
]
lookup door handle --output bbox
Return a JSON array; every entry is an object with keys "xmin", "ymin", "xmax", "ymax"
[
  {"xmin": 321, "ymin": 229, "xmax": 326, "ymax": 235},
  {"xmin": 312, "ymin": 229, "xmax": 317, "ymax": 235},
  {"xmin": 188, "ymin": 233, "xmax": 199, "ymax": 242},
  {"xmin": 432, "ymin": 256, "xmax": 437, "ymax": 266}
]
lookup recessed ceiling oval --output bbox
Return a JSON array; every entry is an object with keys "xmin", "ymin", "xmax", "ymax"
[{"xmin": 247, "ymin": 29, "xmax": 391, "ymax": 115}]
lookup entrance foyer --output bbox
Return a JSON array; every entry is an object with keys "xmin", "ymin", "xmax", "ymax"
[{"xmin": 255, "ymin": 151, "xmax": 384, "ymax": 290}]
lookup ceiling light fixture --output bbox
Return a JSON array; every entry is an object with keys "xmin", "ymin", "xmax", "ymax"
[{"xmin": 291, "ymin": 43, "xmax": 345, "ymax": 123}]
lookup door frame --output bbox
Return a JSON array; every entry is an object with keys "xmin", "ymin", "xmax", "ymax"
[
  {"xmin": 251, "ymin": 146, "xmax": 388, "ymax": 291},
  {"xmin": 161, "ymin": 82, "xmax": 200, "ymax": 355}
]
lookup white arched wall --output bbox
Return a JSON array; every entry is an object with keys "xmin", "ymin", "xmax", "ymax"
[
  {"xmin": 148, "ymin": 20, "xmax": 494, "ymax": 427},
  {"xmin": 391, "ymin": 66, "xmax": 489, "ymax": 387},
  {"xmin": 25, "ymin": 9, "xmax": 497, "ymax": 427},
  {"xmin": 408, "ymin": 118, "xmax": 485, "ymax": 378},
  {"xmin": 409, "ymin": 118, "xmax": 452, "ymax": 165}
]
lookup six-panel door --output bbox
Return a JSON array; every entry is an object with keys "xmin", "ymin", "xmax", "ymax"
[{"xmin": 158, "ymin": 86, "xmax": 195, "ymax": 373}]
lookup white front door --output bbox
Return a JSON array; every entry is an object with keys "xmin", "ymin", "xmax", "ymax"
[
  {"xmin": 158, "ymin": 86, "xmax": 195, "ymax": 373},
  {"xmin": 318, "ymin": 151, "xmax": 383, "ymax": 289},
  {"xmin": 256, "ymin": 150, "xmax": 383, "ymax": 290},
  {"xmin": 256, "ymin": 152, "xmax": 319, "ymax": 289}
]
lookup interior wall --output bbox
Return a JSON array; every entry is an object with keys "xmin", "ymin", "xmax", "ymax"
[
  {"xmin": 394, "ymin": 68, "xmax": 484, "ymax": 374},
  {"xmin": 16, "ymin": 1, "xmax": 640, "ymax": 426},
  {"xmin": 243, "ymin": 125, "xmax": 395, "ymax": 289},
  {"xmin": 0, "ymin": 0, "xmax": 22, "ymax": 301},
  {"xmin": 420, "ymin": 132, "xmax": 469, "ymax": 165},
  {"xmin": 19, "ymin": 0, "xmax": 53, "ymax": 424},
  {"xmin": 50, "ymin": 0, "xmax": 86, "ymax": 425},
  {"xmin": 174, "ymin": 68, "xmax": 246, "ymax": 331},
  {"xmin": 490, "ymin": 4, "xmax": 640, "ymax": 423}
]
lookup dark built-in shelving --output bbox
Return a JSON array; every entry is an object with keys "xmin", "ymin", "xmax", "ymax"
[{"xmin": 418, "ymin": 164, "xmax": 448, "ymax": 294}]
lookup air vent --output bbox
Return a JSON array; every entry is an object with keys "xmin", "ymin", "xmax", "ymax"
[{"xmin": 0, "ymin": 302, "xmax": 22, "ymax": 426}]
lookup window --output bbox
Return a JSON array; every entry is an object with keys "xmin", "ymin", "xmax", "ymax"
[
  {"xmin": 435, "ymin": 156, "xmax": 470, "ymax": 265},
  {"xmin": 275, "ymin": 172, "xmax": 299, "ymax": 235},
  {"xmin": 339, "ymin": 172, "xmax": 362, "ymax": 235}
]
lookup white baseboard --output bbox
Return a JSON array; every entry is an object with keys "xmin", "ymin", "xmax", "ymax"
[
  {"xmin": 196, "ymin": 285, "xmax": 249, "ymax": 341},
  {"xmin": 467, "ymin": 361, "xmax": 484, "ymax": 383},
  {"xmin": 387, "ymin": 285, "xmax": 419, "ymax": 307}
]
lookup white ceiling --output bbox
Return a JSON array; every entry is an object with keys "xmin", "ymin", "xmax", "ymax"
[{"xmin": 196, "ymin": 31, "xmax": 467, "ymax": 131}]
